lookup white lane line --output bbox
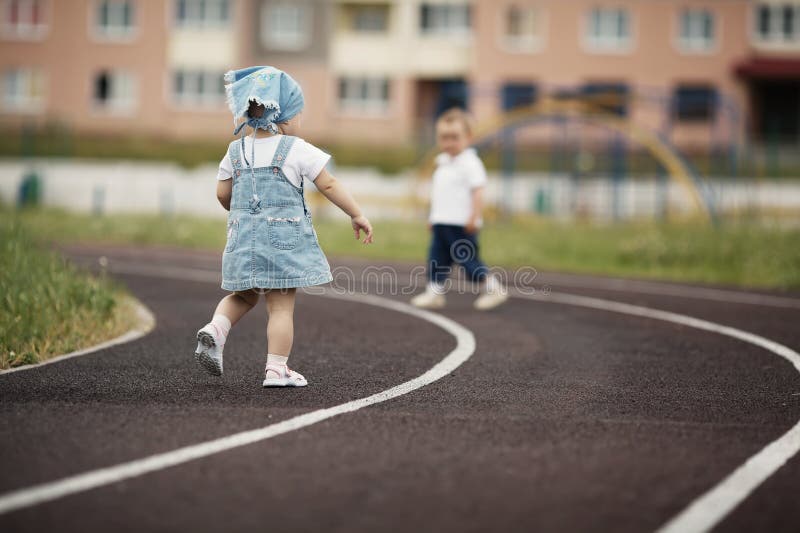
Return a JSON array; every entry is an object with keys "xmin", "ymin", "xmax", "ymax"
[
  {"xmin": 513, "ymin": 290, "xmax": 800, "ymax": 533},
  {"xmin": 65, "ymin": 250, "xmax": 800, "ymax": 310},
  {"xmin": 0, "ymin": 296, "xmax": 155, "ymax": 376},
  {"xmin": 0, "ymin": 268, "xmax": 475, "ymax": 516},
  {"xmin": 536, "ymin": 272, "xmax": 800, "ymax": 310},
  {"xmin": 7, "ymin": 258, "xmax": 798, "ymax": 530}
]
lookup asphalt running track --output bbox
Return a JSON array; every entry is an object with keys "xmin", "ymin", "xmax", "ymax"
[{"xmin": 1, "ymin": 244, "xmax": 799, "ymax": 533}]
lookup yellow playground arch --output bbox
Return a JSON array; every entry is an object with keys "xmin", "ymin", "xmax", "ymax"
[{"xmin": 414, "ymin": 93, "xmax": 714, "ymax": 221}]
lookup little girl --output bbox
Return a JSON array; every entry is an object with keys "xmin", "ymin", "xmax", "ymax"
[{"xmin": 194, "ymin": 66, "xmax": 373, "ymax": 387}]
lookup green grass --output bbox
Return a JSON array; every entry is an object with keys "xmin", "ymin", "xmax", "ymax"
[
  {"xmin": 4, "ymin": 127, "xmax": 799, "ymax": 178},
  {"xmin": 0, "ymin": 126, "xmax": 423, "ymax": 174},
  {"xmin": 7, "ymin": 205, "xmax": 800, "ymax": 290},
  {"xmin": 0, "ymin": 214, "xmax": 138, "ymax": 369}
]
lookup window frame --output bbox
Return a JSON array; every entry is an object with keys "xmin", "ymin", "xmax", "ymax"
[
  {"xmin": 582, "ymin": 6, "xmax": 633, "ymax": 54},
  {"xmin": 501, "ymin": 82, "xmax": 537, "ymax": 111},
  {"xmin": 173, "ymin": 0, "xmax": 230, "ymax": 29},
  {"xmin": 675, "ymin": 7, "xmax": 718, "ymax": 54},
  {"xmin": 1, "ymin": 0, "xmax": 49, "ymax": 40},
  {"xmin": 337, "ymin": 76, "xmax": 391, "ymax": 116},
  {"xmin": 91, "ymin": 0, "xmax": 137, "ymax": 42},
  {"xmin": 2, "ymin": 67, "xmax": 45, "ymax": 112},
  {"xmin": 260, "ymin": 2, "xmax": 312, "ymax": 51},
  {"xmin": 673, "ymin": 84, "xmax": 718, "ymax": 123},
  {"xmin": 91, "ymin": 69, "xmax": 137, "ymax": 115},
  {"xmin": 751, "ymin": 1, "xmax": 800, "ymax": 46},
  {"xmin": 580, "ymin": 82, "xmax": 630, "ymax": 117},
  {"xmin": 348, "ymin": 3, "xmax": 389, "ymax": 33},
  {"xmin": 419, "ymin": 2, "xmax": 471, "ymax": 39},
  {"xmin": 171, "ymin": 68, "xmax": 226, "ymax": 108},
  {"xmin": 497, "ymin": 3, "xmax": 545, "ymax": 53}
]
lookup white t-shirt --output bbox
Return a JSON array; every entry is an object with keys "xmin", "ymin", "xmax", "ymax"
[
  {"xmin": 217, "ymin": 135, "xmax": 331, "ymax": 188},
  {"xmin": 429, "ymin": 147, "xmax": 488, "ymax": 226}
]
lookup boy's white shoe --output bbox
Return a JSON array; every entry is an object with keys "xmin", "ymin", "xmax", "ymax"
[
  {"xmin": 263, "ymin": 363, "xmax": 308, "ymax": 387},
  {"xmin": 410, "ymin": 289, "xmax": 446, "ymax": 309},
  {"xmin": 195, "ymin": 324, "xmax": 224, "ymax": 376},
  {"xmin": 474, "ymin": 278, "xmax": 509, "ymax": 310}
]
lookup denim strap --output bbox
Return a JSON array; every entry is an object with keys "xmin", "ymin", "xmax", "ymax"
[
  {"xmin": 227, "ymin": 140, "xmax": 243, "ymax": 181},
  {"xmin": 270, "ymin": 135, "xmax": 296, "ymax": 170}
]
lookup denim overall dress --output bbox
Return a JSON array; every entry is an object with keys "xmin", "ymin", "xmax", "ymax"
[{"xmin": 221, "ymin": 135, "xmax": 333, "ymax": 291}]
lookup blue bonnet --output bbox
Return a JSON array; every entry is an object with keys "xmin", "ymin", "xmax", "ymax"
[
  {"xmin": 223, "ymin": 66, "xmax": 305, "ymax": 212},
  {"xmin": 224, "ymin": 65, "xmax": 305, "ymax": 135}
]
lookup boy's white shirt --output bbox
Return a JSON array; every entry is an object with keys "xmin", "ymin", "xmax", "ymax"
[
  {"xmin": 217, "ymin": 135, "xmax": 331, "ymax": 189},
  {"xmin": 429, "ymin": 147, "xmax": 488, "ymax": 227}
]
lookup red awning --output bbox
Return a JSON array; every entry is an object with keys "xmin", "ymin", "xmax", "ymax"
[{"xmin": 734, "ymin": 57, "xmax": 800, "ymax": 80}]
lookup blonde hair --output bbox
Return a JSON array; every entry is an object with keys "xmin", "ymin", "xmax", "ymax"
[{"xmin": 436, "ymin": 107, "xmax": 475, "ymax": 136}]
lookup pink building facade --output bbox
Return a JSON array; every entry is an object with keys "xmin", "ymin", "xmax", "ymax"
[{"xmin": 1, "ymin": 0, "xmax": 798, "ymax": 149}]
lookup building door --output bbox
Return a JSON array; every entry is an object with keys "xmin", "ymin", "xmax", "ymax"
[
  {"xmin": 754, "ymin": 80, "xmax": 800, "ymax": 143},
  {"xmin": 415, "ymin": 79, "xmax": 468, "ymax": 143}
]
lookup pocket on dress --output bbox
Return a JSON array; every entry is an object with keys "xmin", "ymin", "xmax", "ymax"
[
  {"xmin": 267, "ymin": 216, "xmax": 301, "ymax": 250},
  {"xmin": 224, "ymin": 218, "xmax": 239, "ymax": 253}
]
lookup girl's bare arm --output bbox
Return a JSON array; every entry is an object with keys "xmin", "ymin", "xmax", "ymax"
[
  {"xmin": 313, "ymin": 168, "xmax": 373, "ymax": 243},
  {"xmin": 217, "ymin": 179, "xmax": 232, "ymax": 211}
]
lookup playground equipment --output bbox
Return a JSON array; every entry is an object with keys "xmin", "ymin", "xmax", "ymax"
[{"xmin": 414, "ymin": 86, "xmax": 744, "ymax": 223}]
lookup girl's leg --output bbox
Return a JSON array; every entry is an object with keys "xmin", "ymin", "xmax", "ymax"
[
  {"xmin": 265, "ymin": 288, "xmax": 297, "ymax": 356},
  {"xmin": 214, "ymin": 289, "xmax": 260, "ymax": 326},
  {"xmin": 196, "ymin": 290, "xmax": 259, "ymax": 376},
  {"xmin": 263, "ymin": 288, "xmax": 307, "ymax": 387}
]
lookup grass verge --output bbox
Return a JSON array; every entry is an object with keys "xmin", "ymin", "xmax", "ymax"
[
  {"xmin": 4, "ymin": 127, "xmax": 799, "ymax": 178},
  {"xmin": 0, "ymin": 215, "xmax": 140, "ymax": 369},
  {"xmin": 6, "ymin": 205, "xmax": 800, "ymax": 290}
]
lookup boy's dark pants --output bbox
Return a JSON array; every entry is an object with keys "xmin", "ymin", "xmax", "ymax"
[{"xmin": 427, "ymin": 224, "xmax": 489, "ymax": 285}]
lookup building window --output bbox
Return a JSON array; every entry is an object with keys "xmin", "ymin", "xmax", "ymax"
[
  {"xmin": 338, "ymin": 77, "xmax": 390, "ymax": 114},
  {"xmin": 581, "ymin": 83, "xmax": 629, "ymax": 116},
  {"xmin": 2, "ymin": 0, "xmax": 47, "ymax": 39},
  {"xmin": 172, "ymin": 69, "xmax": 225, "ymax": 107},
  {"xmin": 344, "ymin": 3, "xmax": 389, "ymax": 33},
  {"xmin": 586, "ymin": 7, "xmax": 631, "ymax": 51},
  {"xmin": 94, "ymin": 0, "xmax": 135, "ymax": 40},
  {"xmin": 674, "ymin": 85, "xmax": 717, "ymax": 122},
  {"xmin": 93, "ymin": 70, "xmax": 136, "ymax": 113},
  {"xmin": 501, "ymin": 5, "xmax": 541, "ymax": 51},
  {"xmin": 754, "ymin": 2, "xmax": 800, "ymax": 44},
  {"xmin": 678, "ymin": 8, "xmax": 715, "ymax": 52},
  {"xmin": 261, "ymin": 2, "xmax": 311, "ymax": 51},
  {"xmin": 174, "ymin": 0, "xmax": 229, "ymax": 28},
  {"xmin": 2, "ymin": 67, "xmax": 44, "ymax": 111},
  {"xmin": 501, "ymin": 83, "xmax": 536, "ymax": 111},
  {"xmin": 420, "ymin": 2, "xmax": 471, "ymax": 37}
]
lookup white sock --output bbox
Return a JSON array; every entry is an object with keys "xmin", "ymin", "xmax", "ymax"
[
  {"xmin": 427, "ymin": 282, "xmax": 446, "ymax": 295},
  {"xmin": 267, "ymin": 354, "xmax": 288, "ymax": 366},
  {"xmin": 210, "ymin": 314, "xmax": 231, "ymax": 343}
]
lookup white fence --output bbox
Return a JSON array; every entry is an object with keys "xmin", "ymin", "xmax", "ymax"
[{"xmin": 1, "ymin": 158, "xmax": 799, "ymax": 221}]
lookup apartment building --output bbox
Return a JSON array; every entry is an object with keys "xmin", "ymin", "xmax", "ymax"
[
  {"xmin": 0, "ymin": 0, "xmax": 240, "ymax": 138},
  {"xmin": 1, "ymin": 0, "xmax": 798, "ymax": 147}
]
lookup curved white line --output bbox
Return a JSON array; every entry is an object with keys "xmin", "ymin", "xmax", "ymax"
[
  {"xmin": 0, "ymin": 296, "xmax": 155, "ymax": 376},
  {"xmin": 536, "ymin": 272, "xmax": 800, "ymax": 309},
  {"xmin": 513, "ymin": 290, "xmax": 800, "ymax": 533},
  {"xmin": 7, "ymin": 259, "xmax": 796, "ymax": 531},
  {"xmin": 63, "ymin": 250, "xmax": 800, "ymax": 310},
  {"xmin": 0, "ymin": 284, "xmax": 475, "ymax": 516}
]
